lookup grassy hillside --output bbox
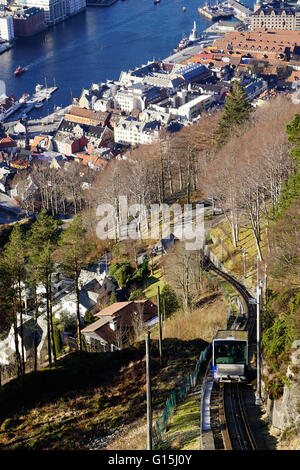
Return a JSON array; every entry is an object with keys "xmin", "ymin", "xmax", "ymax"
[{"xmin": 0, "ymin": 286, "xmax": 229, "ymax": 450}]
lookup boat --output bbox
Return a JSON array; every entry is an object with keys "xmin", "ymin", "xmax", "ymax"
[
  {"xmin": 173, "ymin": 33, "xmax": 190, "ymax": 53},
  {"xmin": 35, "ymin": 102, "xmax": 43, "ymax": 109},
  {"xmin": 154, "ymin": 0, "xmax": 160, "ymax": 3},
  {"xmin": 182, "ymin": 6, "xmax": 186, "ymax": 11},
  {"xmin": 14, "ymin": 66, "xmax": 25, "ymax": 77},
  {"xmin": 19, "ymin": 93, "xmax": 30, "ymax": 103}
]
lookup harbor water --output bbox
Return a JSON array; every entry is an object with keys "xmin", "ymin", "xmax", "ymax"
[{"xmin": 0, "ymin": 0, "xmax": 254, "ymax": 119}]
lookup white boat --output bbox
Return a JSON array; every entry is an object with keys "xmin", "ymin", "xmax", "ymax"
[
  {"xmin": 19, "ymin": 93, "xmax": 30, "ymax": 104},
  {"xmin": 35, "ymin": 84, "xmax": 43, "ymax": 92},
  {"xmin": 35, "ymin": 102, "xmax": 43, "ymax": 109}
]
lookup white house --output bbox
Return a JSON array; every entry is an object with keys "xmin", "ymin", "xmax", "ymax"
[
  {"xmin": 0, "ymin": 313, "xmax": 48, "ymax": 365},
  {"xmin": 114, "ymin": 116, "xmax": 160, "ymax": 146}
]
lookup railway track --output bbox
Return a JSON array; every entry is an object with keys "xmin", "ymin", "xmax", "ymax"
[
  {"xmin": 224, "ymin": 383, "xmax": 257, "ymax": 450},
  {"xmin": 204, "ymin": 258, "xmax": 258, "ymax": 450}
]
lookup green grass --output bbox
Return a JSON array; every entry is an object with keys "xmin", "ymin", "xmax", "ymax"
[
  {"xmin": 142, "ymin": 267, "xmax": 164, "ymax": 300},
  {"xmin": 162, "ymin": 393, "xmax": 202, "ymax": 450},
  {"xmin": 0, "ymin": 337, "xmax": 208, "ymax": 450},
  {"xmin": 0, "ymin": 346, "xmax": 146, "ymax": 422},
  {"xmin": 208, "ymin": 218, "xmax": 268, "ymax": 289}
]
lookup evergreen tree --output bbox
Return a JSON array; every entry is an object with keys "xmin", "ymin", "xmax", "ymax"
[
  {"xmin": 215, "ymin": 81, "xmax": 253, "ymax": 146},
  {"xmin": 109, "ymin": 291, "xmax": 118, "ymax": 305},
  {"xmin": 27, "ymin": 210, "xmax": 60, "ymax": 364},
  {"xmin": 57, "ymin": 215, "xmax": 93, "ymax": 351},
  {"xmin": 3, "ymin": 223, "xmax": 27, "ymax": 374},
  {"xmin": 160, "ymin": 284, "xmax": 180, "ymax": 318},
  {"xmin": 286, "ymin": 113, "xmax": 300, "ymax": 168},
  {"xmin": 0, "ymin": 260, "xmax": 22, "ymax": 377}
]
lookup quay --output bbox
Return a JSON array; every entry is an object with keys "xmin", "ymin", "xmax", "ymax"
[
  {"xmin": 87, "ymin": 0, "xmax": 119, "ymax": 6},
  {"xmin": 163, "ymin": 35, "xmax": 221, "ymax": 65},
  {"xmin": 0, "ymin": 42, "xmax": 13, "ymax": 55},
  {"xmin": 198, "ymin": 3, "xmax": 234, "ymax": 21},
  {"xmin": 224, "ymin": 0, "xmax": 252, "ymax": 21},
  {"xmin": 203, "ymin": 19, "xmax": 243, "ymax": 34}
]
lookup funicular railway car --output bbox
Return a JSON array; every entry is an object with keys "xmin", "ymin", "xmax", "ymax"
[{"xmin": 212, "ymin": 330, "xmax": 248, "ymax": 382}]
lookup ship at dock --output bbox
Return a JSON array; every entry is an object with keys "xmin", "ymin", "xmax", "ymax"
[
  {"xmin": 173, "ymin": 21, "xmax": 204, "ymax": 53},
  {"xmin": 198, "ymin": 0, "xmax": 234, "ymax": 21}
]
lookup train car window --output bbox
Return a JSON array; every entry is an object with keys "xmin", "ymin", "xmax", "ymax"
[{"xmin": 214, "ymin": 340, "xmax": 246, "ymax": 365}]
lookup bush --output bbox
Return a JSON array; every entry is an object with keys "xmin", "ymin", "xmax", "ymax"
[
  {"xmin": 84, "ymin": 310, "xmax": 97, "ymax": 324},
  {"xmin": 129, "ymin": 289, "xmax": 146, "ymax": 301},
  {"xmin": 53, "ymin": 327, "xmax": 62, "ymax": 357},
  {"xmin": 160, "ymin": 284, "xmax": 180, "ymax": 318},
  {"xmin": 130, "ymin": 258, "xmax": 150, "ymax": 283},
  {"xmin": 109, "ymin": 261, "xmax": 132, "ymax": 288}
]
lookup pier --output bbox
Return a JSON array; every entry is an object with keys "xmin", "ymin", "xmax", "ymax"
[
  {"xmin": 198, "ymin": 5, "xmax": 233, "ymax": 21},
  {"xmin": 198, "ymin": 1, "xmax": 235, "ymax": 21},
  {"xmin": 7, "ymin": 85, "xmax": 58, "ymax": 122},
  {"xmin": 224, "ymin": 0, "xmax": 252, "ymax": 21}
]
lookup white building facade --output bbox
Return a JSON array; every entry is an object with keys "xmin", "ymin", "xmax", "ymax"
[
  {"xmin": 66, "ymin": 0, "xmax": 86, "ymax": 16},
  {"xmin": 114, "ymin": 116, "xmax": 160, "ymax": 146},
  {"xmin": 25, "ymin": 0, "xmax": 67, "ymax": 25},
  {"xmin": 0, "ymin": 15, "xmax": 14, "ymax": 41}
]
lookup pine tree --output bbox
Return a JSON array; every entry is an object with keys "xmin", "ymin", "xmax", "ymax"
[
  {"xmin": 27, "ymin": 210, "xmax": 60, "ymax": 364},
  {"xmin": 57, "ymin": 215, "xmax": 93, "ymax": 351},
  {"xmin": 215, "ymin": 81, "xmax": 253, "ymax": 146},
  {"xmin": 3, "ymin": 223, "xmax": 27, "ymax": 374},
  {"xmin": 0, "ymin": 260, "xmax": 22, "ymax": 377}
]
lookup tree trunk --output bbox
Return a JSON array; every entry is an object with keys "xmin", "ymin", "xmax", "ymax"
[
  {"xmin": 48, "ymin": 272, "xmax": 56, "ymax": 362},
  {"xmin": 17, "ymin": 278, "xmax": 25, "ymax": 374},
  {"xmin": 75, "ymin": 270, "xmax": 82, "ymax": 351},
  {"xmin": 34, "ymin": 285, "xmax": 38, "ymax": 371},
  {"xmin": 45, "ymin": 279, "xmax": 52, "ymax": 365}
]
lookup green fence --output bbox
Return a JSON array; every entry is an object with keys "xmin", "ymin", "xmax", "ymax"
[{"xmin": 152, "ymin": 343, "xmax": 212, "ymax": 447}]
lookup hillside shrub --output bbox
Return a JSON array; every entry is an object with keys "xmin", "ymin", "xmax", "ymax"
[
  {"xmin": 109, "ymin": 261, "xmax": 132, "ymax": 287},
  {"xmin": 160, "ymin": 284, "xmax": 181, "ymax": 318}
]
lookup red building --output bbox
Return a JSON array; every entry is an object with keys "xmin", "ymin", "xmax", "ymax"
[{"xmin": 13, "ymin": 7, "xmax": 47, "ymax": 37}]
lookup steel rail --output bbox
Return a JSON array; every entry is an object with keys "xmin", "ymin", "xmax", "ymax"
[{"xmin": 205, "ymin": 258, "xmax": 258, "ymax": 450}]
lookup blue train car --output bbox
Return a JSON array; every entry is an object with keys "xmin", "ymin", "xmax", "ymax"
[{"xmin": 212, "ymin": 330, "xmax": 248, "ymax": 382}]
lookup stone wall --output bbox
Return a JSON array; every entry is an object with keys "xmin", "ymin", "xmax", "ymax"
[{"xmin": 261, "ymin": 340, "xmax": 300, "ymax": 449}]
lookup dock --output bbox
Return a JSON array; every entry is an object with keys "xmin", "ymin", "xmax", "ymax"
[
  {"xmin": 0, "ymin": 42, "xmax": 13, "ymax": 55},
  {"xmin": 203, "ymin": 19, "xmax": 243, "ymax": 34},
  {"xmin": 224, "ymin": 0, "xmax": 252, "ymax": 21},
  {"xmin": 7, "ymin": 85, "xmax": 58, "ymax": 121},
  {"xmin": 198, "ymin": 4, "xmax": 234, "ymax": 21}
]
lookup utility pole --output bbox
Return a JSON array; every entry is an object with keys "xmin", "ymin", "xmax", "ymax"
[
  {"xmin": 264, "ymin": 264, "xmax": 268, "ymax": 306},
  {"xmin": 145, "ymin": 330, "xmax": 152, "ymax": 450},
  {"xmin": 157, "ymin": 286, "xmax": 162, "ymax": 362},
  {"xmin": 256, "ymin": 280, "xmax": 263, "ymax": 405},
  {"xmin": 221, "ymin": 238, "xmax": 223, "ymax": 264}
]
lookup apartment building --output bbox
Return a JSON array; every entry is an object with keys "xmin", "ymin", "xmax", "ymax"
[
  {"xmin": 0, "ymin": 15, "xmax": 14, "ymax": 41},
  {"xmin": 250, "ymin": 0, "xmax": 300, "ymax": 30},
  {"xmin": 25, "ymin": 0, "xmax": 67, "ymax": 25},
  {"xmin": 114, "ymin": 116, "xmax": 160, "ymax": 146}
]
